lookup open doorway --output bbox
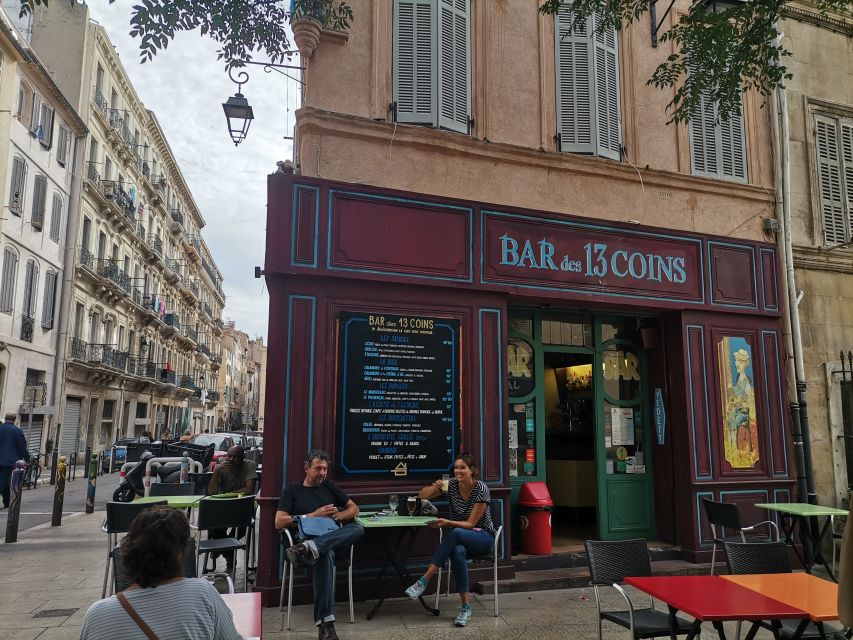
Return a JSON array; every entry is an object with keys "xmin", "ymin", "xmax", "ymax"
[{"xmin": 543, "ymin": 351, "xmax": 597, "ymax": 546}]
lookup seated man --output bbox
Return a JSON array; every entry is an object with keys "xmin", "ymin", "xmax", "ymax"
[
  {"xmin": 275, "ymin": 449, "xmax": 363, "ymax": 640},
  {"xmin": 206, "ymin": 445, "xmax": 258, "ymax": 573}
]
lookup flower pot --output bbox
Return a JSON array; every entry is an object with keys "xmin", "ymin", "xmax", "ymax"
[{"xmin": 292, "ymin": 17, "xmax": 322, "ymax": 59}]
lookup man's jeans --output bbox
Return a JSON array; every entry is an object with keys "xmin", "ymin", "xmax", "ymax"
[
  {"xmin": 0, "ymin": 466, "xmax": 12, "ymax": 508},
  {"xmin": 430, "ymin": 527, "xmax": 494, "ymax": 594},
  {"xmin": 300, "ymin": 522, "xmax": 364, "ymax": 625}
]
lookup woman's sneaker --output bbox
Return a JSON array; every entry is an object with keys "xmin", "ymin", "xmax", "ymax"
[
  {"xmin": 405, "ymin": 577, "xmax": 428, "ymax": 599},
  {"xmin": 454, "ymin": 604, "xmax": 472, "ymax": 627}
]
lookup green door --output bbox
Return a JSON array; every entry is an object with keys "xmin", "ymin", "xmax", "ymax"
[{"xmin": 595, "ymin": 318, "xmax": 655, "ymax": 540}]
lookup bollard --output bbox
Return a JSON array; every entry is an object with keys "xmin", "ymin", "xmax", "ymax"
[
  {"xmin": 51, "ymin": 456, "xmax": 67, "ymax": 527},
  {"xmin": 180, "ymin": 452, "xmax": 189, "ymax": 484},
  {"xmin": 84, "ymin": 446, "xmax": 92, "ymax": 479},
  {"xmin": 49, "ymin": 449, "xmax": 59, "ymax": 485},
  {"xmin": 85, "ymin": 454, "xmax": 97, "ymax": 514},
  {"xmin": 109, "ymin": 447, "xmax": 115, "ymax": 474},
  {"xmin": 4, "ymin": 460, "xmax": 26, "ymax": 543},
  {"xmin": 69, "ymin": 451, "xmax": 77, "ymax": 482}
]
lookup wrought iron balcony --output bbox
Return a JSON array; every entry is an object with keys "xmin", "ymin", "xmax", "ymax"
[
  {"xmin": 158, "ymin": 367, "xmax": 178, "ymax": 385},
  {"xmin": 206, "ymin": 390, "xmax": 220, "ymax": 402},
  {"xmin": 108, "ymin": 109, "xmax": 131, "ymax": 142},
  {"xmin": 188, "ymin": 280, "xmax": 199, "ymax": 298},
  {"xmin": 70, "ymin": 337, "xmax": 89, "ymax": 360},
  {"xmin": 202, "ymin": 301, "xmax": 212, "ymax": 317},
  {"xmin": 180, "ymin": 375, "xmax": 197, "ymax": 390},
  {"xmin": 142, "ymin": 295, "xmax": 159, "ymax": 314},
  {"xmin": 20, "ymin": 314, "xmax": 34, "ymax": 342},
  {"xmin": 147, "ymin": 234, "xmax": 163, "ymax": 255},
  {"xmin": 170, "ymin": 209, "xmax": 184, "ymax": 227},
  {"xmin": 137, "ymin": 223, "xmax": 146, "ymax": 241},
  {"xmin": 184, "ymin": 325, "xmax": 198, "ymax": 343},
  {"xmin": 97, "ymin": 259, "xmax": 131, "ymax": 294},
  {"xmin": 165, "ymin": 257, "xmax": 181, "ymax": 274},
  {"xmin": 164, "ymin": 313, "xmax": 181, "ymax": 332},
  {"xmin": 87, "ymin": 162, "xmax": 100, "ymax": 184},
  {"xmin": 80, "ymin": 247, "xmax": 95, "ymax": 271},
  {"xmin": 151, "ymin": 175, "xmax": 166, "ymax": 192},
  {"xmin": 93, "ymin": 86, "xmax": 108, "ymax": 118},
  {"xmin": 132, "ymin": 287, "xmax": 142, "ymax": 305},
  {"xmin": 197, "ymin": 343, "xmax": 211, "ymax": 358}
]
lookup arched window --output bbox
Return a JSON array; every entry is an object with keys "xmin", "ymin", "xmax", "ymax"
[
  {"xmin": 8, "ymin": 155, "xmax": 26, "ymax": 215},
  {"xmin": 0, "ymin": 247, "xmax": 18, "ymax": 313}
]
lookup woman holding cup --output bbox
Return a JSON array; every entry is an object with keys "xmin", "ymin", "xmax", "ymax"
[{"xmin": 404, "ymin": 453, "xmax": 495, "ymax": 627}]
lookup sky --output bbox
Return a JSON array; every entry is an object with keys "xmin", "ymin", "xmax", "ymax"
[{"xmin": 83, "ymin": 1, "xmax": 299, "ymax": 341}]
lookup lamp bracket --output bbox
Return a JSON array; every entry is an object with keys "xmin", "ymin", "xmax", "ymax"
[{"xmin": 650, "ymin": 0, "xmax": 677, "ymax": 47}]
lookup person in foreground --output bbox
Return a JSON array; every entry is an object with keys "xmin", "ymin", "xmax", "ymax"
[
  {"xmin": 406, "ymin": 453, "xmax": 495, "ymax": 627},
  {"xmin": 80, "ymin": 506, "xmax": 242, "ymax": 640},
  {"xmin": 275, "ymin": 449, "xmax": 364, "ymax": 640}
]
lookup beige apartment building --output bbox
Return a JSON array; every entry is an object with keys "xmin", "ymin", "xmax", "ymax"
[
  {"xmin": 777, "ymin": 2, "xmax": 853, "ymax": 507},
  {"xmin": 28, "ymin": 2, "xmax": 226, "ymax": 452}
]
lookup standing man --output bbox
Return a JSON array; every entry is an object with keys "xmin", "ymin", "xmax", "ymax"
[
  {"xmin": 275, "ymin": 450, "xmax": 363, "ymax": 640},
  {"xmin": 206, "ymin": 445, "xmax": 258, "ymax": 573},
  {"xmin": 0, "ymin": 413, "xmax": 29, "ymax": 509}
]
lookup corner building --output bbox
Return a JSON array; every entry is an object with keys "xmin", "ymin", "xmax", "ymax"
[{"xmin": 257, "ymin": 0, "xmax": 796, "ymax": 601}]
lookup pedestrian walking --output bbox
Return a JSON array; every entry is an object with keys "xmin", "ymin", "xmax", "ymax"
[{"xmin": 0, "ymin": 413, "xmax": 28, "ymax": 509}]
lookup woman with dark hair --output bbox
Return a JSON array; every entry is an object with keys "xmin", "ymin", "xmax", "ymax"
[
  {"xmin": 405, "ymin": 453, "xmax": 495, "ymax": 627},
  {"xmin": 81, "ymin": 506, "xmax": 242, "ymax": 639}
]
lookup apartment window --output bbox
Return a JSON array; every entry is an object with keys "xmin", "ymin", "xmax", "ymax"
[
  {"xmin": 31, "ymin": 174, "xmax": 47, "ymax": 230},
  {"xmin": 8, "ymin": 156, "xmax": 26, "ymax": 215},
  {"xmin": 104, "ymin": 157, "xmax": 112, "ymax": 181},
  {"xmin": 22, "ymin": 258, "xmax": 38, "ymax": 319},
  {"xmin": 30, "ymin": 94, "xmax": 54, "ymax": 147},
  {"xmin": 689, "ymin": 89, "xmax": 747, "ymax": 182},
  {"xmin": 555, "ymin": 8, "xmax": 621, "ymax": 160},
  {"xmin": 97, "ymin": 232, "xmax": 106, "ymax": 261},
  {"xmin": 73, "ymin": 302, "xmax": 84, "ymax": 338},
  {"xmin": 89, "ymin": 311, "xmax": 100, "ymax": 344},
  {"xmin": 95, "ymin": 63, "xmax": 104, "ymax": 93},
  {"xmin": 89, "ymin": 138, "xmax": 98, "ymax": 165},
  {"xmin": 41, "ymin": 270, "xmax": 57, "ymax": 329},
  {"xmin": 110, "ymin": 88, "xmax": 118, "ymax": 111},
  {"xmin": 81, "ymin": 217, "xmax": 92, "ymax": 251},
  {"xmin": 814, "ymin": 114, "xmax": 853, "ymax": 245},
  {"xmin": 56, "ymin": 125, "xmax": 70, "ymax": 166},
  {"xmin": 0, "ymin": 247, "xmax": 19, "ymax": 313},
  {"xmin": 392, "ymin": 0, "xmax": 470, "ymax": 134},
  {"xmin": 49, "ymin": 193, "xmax": 62, "ymax": 242}
]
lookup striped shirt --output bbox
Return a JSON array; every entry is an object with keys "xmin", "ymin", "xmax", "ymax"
[
  {"xmin": 447, "ymin": 478, "xmax": 495, "ymax": 535},
  {"xmin": 80, "ymin": 578, "xmax": 243, "ymax": 640}
]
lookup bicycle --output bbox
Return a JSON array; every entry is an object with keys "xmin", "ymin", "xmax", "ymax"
[{"xmin": 23, "ymin": 452, "xmax": 43, "ymax": 489}]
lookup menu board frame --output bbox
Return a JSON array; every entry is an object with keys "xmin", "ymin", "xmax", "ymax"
[{"xmin": 335, "ymin": 311, "xmax": 462, "ymax": 478}]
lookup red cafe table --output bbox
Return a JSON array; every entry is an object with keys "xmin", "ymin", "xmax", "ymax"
[{"xmin": 624, "ymin": 575, "xmax": 809, "ymax": 639}]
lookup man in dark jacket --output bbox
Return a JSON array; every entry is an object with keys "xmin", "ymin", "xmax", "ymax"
[{"xmin": 0, "ymin": 413, "xmax": 29, "ymax": 508}]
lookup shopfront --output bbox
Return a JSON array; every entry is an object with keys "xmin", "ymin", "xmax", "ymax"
[{"xmin": 254, "ymin": 173, "xmax": 795, "ymax": 602}]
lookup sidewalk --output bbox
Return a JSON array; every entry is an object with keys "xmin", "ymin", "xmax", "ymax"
[{"xmin": 1, "ymin": 512, "xmax": 784, "ymax": 639}]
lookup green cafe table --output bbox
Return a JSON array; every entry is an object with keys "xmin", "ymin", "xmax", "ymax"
[
  {"xmin": 135, "ymin": 494, "xmax": 205, "ymax": 509},
  {"xmin": 356, "ymin": 513, "xmax": 442, "ymax": 619},
  {"xmin": 755, "ymin": 502, "xmax": 848, "ymax": 581}
]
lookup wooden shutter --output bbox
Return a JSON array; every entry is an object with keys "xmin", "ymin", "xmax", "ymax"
[
  {"xmin": 9, "ymin": 156, "xmax": 25, "ymax": 215},
  {"xmin": 31, "ymin": 174, "xmax": 46, "ymax": 229},
  {"xmin": 0, "ymin": 248, "xmax": 18, "ymax": 313},
  {"xmin": 23, "ymin": 259, "xmax": 38, "ymax": 318},
  {"xmin": 50, "ymin": 193, "xmax": 62, "ymax": 241},
  {"xmin": 815, "ymin": 115, "xmax": 847, "ymax": 245},
  {"xmin": 437, "ymin": 0, "xmax": 469, "ymax": 133},
  {"xmin": 394, "ymin": 0, "xmax": 437, "ymax": 125},
  {"xmin": 690, "ymin": 89, "xmax": 718, "ymax": 176},
  {"xmin": 719, "ymin": 107, "xmax": 746, "ymax": 181},
  {"xmin": 593, "ymin": 14, "xmax": 621, "ymax": 160},
  {"xmin": 840, "ymin": 119, "xmax": 853, "ymax": 241},
  {"xmin": 556, "ymin": 8, "xmax": 594, "ymax": 154},
  {"xmin": 57, "ymin": 126, "xmax": 70, "ymax": 166},
  {"xmin": 41, "ymin": 270, "xmax": 57, "ymax": 329}
]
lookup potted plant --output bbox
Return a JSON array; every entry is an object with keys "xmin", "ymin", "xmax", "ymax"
[{"xmin": 290, "ymin": 0, "xmax": 353, "ymax": 58}]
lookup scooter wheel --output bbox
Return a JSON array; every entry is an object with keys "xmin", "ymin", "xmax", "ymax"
[{"xmin": 113, "ymin": 485, "xmax": 135, "ymax": 502}]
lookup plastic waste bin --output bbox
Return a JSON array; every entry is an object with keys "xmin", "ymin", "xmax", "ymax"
[{"xmin": 518, "ymin": 481, "xmax": 553, "ymax": 555}]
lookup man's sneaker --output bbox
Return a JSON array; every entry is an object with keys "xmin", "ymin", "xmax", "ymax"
[
  {"xmin": 405, "ymin": 576, "xmax": 428, "ymax": 599},
  {"xmin": 454, "ymin": 604, "xmax": 473, "ymax": 627},
  {"xmin": 286, "ymin": 542, "xmax": 312, "ymax": 564},
  {"xmin": 318, "ymin": 621, "xmax": 339, "ymax": 640}
]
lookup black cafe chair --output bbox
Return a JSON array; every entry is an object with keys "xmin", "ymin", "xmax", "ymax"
[
  {"xmin": 586, "ymin": 538, "xmax": 694, "ymax": 640},
  {"xmin": 702, "ymin": 498, "xmax": 779, "ymax": 575},
  {"xmin": 194, "ymin": 496, "xmax": 256, "ymax": 592},
  {"xmin": 101, "ymin": 501, "xmax": 167, "ymax": 598},
  {"xmin": 149, "ymin": 482, "xmax": 196, "ymax": 497}
]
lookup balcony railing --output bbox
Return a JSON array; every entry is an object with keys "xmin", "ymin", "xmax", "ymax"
[
  {"xmin": 170, "ymin": 209, "xmax": 184, "ymax": 227},
  {"xmin": 197, "ymin": 343, "xmax": 211, "ymax": 358},
  {"xmin": 158, "ymin": 366, "xmax": 178, "ymax": 385},
  {"xmin": 202, "ymin": 301, "xmax": 212, "ymax": 317},
  {"xmin": 207, "ymin": 390, "xmax": 220, "ymax": 402},
  {"xmin": 185, "ymin": 326, "xmax": 198, "ymax": 343},
  {"xmin": 180, "ymin": 375, "xmax": 197, "ymax": 390},
  {"xmin": 188, "ymin": 280, "xmax": 199, "ymax": 298},
  {"xmin": 137, "ymin": 223, "xmax": 146, "ymax": 242},
  {"xmin": 165, "ymin": 257, "xmax": 181, "ymax": 274},
  {"xmin": 87, "ymin": 344, "xmax": 129, "ymax": 371},
  {"xmin": 97, "ymin": 259, "xmax": 131, "ymax": 294},
  {"xmin": 132, "ymin": 288, "xmax": 142, "ymax": 305},
  {"xmin": 87, "ymin": 162, "xmax": 100, "ymax": 184},
  {"xmin": 151, "ymin": 175, "xmax": 166, "ymax": 192},
  {"xmin": 20, "ymin": 314, "xmax": 33, "ymax": 342},
  {"xmin": 164, "ymin": 313, "xmax": 181, "ymax": 332},
  {"xmin": 108, "ymin": 109, "xmax": 131, "ymax": 142},
  {"xmin": 80, "ymin": 247, "xmax": 95, "ymax": 271},
  {"xmin": 142, "ymin": 295, "xmax": 159, "ymax": 314},
  {"xmin": 147, "ymin": 234, "xmax": 163, "ymax": 255},
  {"xmin": 93, "ymin": 86, "xmax": 108, "ymax": 118}
]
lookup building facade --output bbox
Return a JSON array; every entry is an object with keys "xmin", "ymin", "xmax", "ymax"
[
  {"xmin": 0, "ymin": 10, "xmax": 86, "ymax": 452},
  {"xmin": 29, "ymin": 2, "xmax": 226, "ymax": 453},
  {"xmin": 256, "ymin": 0, "xmax": 796, "ymax": 603}
]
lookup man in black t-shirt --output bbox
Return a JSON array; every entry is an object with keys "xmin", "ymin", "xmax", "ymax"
[{"xmin": 275, "ymin": 450, "xmax": 363, "ymax": 640}]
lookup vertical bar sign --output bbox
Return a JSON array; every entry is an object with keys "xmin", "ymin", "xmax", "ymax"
[{"xmin": 654, "ymin": 387, "xmax": 666, "ymax": 446}]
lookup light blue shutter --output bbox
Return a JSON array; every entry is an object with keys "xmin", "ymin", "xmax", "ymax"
[
  {"xmin": 592, "ymin": 14, "xmax": 621, "ymax": 160},
  {"xmin": 815, "ymin": 115, "xmax": 847, "ymax": 244},
  {"xmin": 719, "ymin": 106, "xmax": 746, "ymax": 181},
  {"xmin": 556, "ymin": 8, "xmax": 594, "ymax": 153},
  {"xmin": 437, "ymin": 0, "xmax": 469, "ymax": 133},
  {"xmin": 394, "ymin": 0, "xmax": 436, "ymax": 125}
]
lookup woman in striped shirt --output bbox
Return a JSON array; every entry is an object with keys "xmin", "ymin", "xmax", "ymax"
[{"xmin": 405, "ymin": 453, "xmax": 495, "ymax": 627}]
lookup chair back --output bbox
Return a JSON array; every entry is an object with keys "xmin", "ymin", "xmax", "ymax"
[
  {"xmin": 702, "ymin": 498, "xmax": 743, "ymax": 533},
  {"xmin": 188, "ymin": 472, "xmax": 213, "ymax": 496},
  {"xmin": 723, "ymin": 541, "xmax": 792, "ymax": 575},
  {"xmin": 105, "ymin": 500, "xmax": 167, "ymax": 535},
  {"xmin": 113, "ymin": 538, "xmax": 197, "ymax": 592},
  {"xmin": 197, "ymin": 495, "xmax": 256, "ymax": 531},
  {"xmin": 585, "ymin": 538, "xmax": 651, "ymax": 585},
  {"xmin": 150, "ymin": 482, "xmax": 195, "ymax": 497}
]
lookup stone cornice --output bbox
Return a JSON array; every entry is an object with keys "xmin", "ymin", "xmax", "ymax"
[
  {"xmin": 782, "ymin": 5, "xmax": 853, "ymax": 35},
  {"xmin": 792, "ymin": 244, "xmax": 853, "ymax": 274}
]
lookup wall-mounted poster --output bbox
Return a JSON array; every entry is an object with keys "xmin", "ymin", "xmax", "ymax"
[
  {"xmin": 717, "ymin": 336, "xmax": 760, "ymax": 469},
  {"xmin": 336, "ymin": 312, "xmax": 461, "ymax": 477}
]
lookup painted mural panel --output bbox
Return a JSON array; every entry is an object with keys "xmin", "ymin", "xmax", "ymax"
[{"xmin": 717, "ymin": 336, "xmax": 760, "ymax": 468}]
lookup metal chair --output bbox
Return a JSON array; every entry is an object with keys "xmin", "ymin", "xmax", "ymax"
[
  {"xmin": 702, "ymin": 498, "xmax": 780, "ymax": 574},
  {"xmin": 434, "ymin": 504, "xmax": 504, "ymax": 616},
  {"xmin": 150, "ymin": 482, "xmax": 196, "ymax": 496},
  {"xmin": 194, "ymin": 496, "xmax": 256, "ymax": 592},
  {"xmin": 112, "ymin": 538, "xmax": 198, "ymax": 593},
  {"xmin": 724, "ymin": 541, "xmax": 849, "ymax": 640},
  {"xmin": 101, "ymin": 500, "xmax": 167, "ymax": 597},
  {"xmin": 585, "ymin": 538, "xmax": 694, "ymax": 640},
  {"xmin": 187, "ymin": 472, "xmax": 214, "ymax": 496},
  {"xmin": 278, "ymin": 528, "xmax": 355, "ymax": 631}
]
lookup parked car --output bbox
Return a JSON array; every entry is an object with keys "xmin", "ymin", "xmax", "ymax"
[
  {"xmin": 102, "ymin": 436, "xmax": 151, "ymax": 472},
  {"xmin": 190, "ymin": 432, "xmax": 261, "ymax": 467}
]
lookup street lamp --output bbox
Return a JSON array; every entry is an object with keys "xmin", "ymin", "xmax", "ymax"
[
  {"xmin": 650, "ymin": 0, "xmax": 746, "ymax": 47},
  {"xmin": 222, "ymin": 70, "xmax": 254, "ymax": 147}
]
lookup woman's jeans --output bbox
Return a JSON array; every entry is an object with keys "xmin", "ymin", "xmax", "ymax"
[{"xmin": 431, "ymin": 528, "xmax": 494, "ymax": 594}]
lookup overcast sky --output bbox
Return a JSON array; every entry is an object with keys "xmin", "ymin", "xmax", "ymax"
[{"xmin": 84, "ymin": 1, "xmax": 298, "ymax": 341}]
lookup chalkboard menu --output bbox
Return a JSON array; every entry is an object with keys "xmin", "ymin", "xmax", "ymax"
[{"xmin": 336, "ymin": 312, "xmax": 460, "ymax": 477}]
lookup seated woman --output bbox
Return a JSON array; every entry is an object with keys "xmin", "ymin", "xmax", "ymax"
[
  {"xmin": 81, "ymin": 506, "xmax": 243, "ymax": 640},
  {"xmin": 405, "ymin": 453, "xmax": 496, "ymax": 627}
]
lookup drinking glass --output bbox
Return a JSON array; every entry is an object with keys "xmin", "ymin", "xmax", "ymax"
[
  {"xmin": 441, "ymin": 474, "xmax": 450, "ymax": 493},
  {"xmin": 407, "ymin": 496, "xmax": 417, "ymax": 517},
  {"xmin": 388, "ymin": 494, "xmax": 398, "ymax": 515}
]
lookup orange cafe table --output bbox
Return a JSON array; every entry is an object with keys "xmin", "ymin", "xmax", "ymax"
[{"xmin": 721, "ymin": 573, "xmax": 842, "ymax": 639}]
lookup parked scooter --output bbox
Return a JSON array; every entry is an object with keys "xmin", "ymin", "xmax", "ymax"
[{"xmin": 112, "ymin": 444, "xmax": 214, "ymax": 502}]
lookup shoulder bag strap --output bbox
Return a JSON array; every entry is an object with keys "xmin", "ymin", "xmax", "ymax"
[{"xmin": 116, "ymin": 592, "xmax": 159, "ymax": 640}]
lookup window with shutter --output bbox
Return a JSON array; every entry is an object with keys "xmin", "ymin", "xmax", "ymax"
[
  {"xmin": 31, "ymin": 174, "xmax": 47, "ymax": 230},
  {"xmin": 30, "ymin": 93, "xmax": 42, "ymax": 132},
  {"xmin": 393, "ymin": 0, "xmax": 470, "ymax": 133},
  {"xmin": 57, "ymin": 125, "xmax": 70, "ymax": 166},
  {"xmin": 41, "ymin": 270, "xmax": 57, "ymax": 329},
  {"xmin": 0, "ymin": 247, "xmax": 18, "ymax": 313},
  {"xmin": 555, "ymin": 9, "xmax": 621, "ymax": 160},
  {"xmin": 22, "ymin": 259, "xmax": 38, "ymax": 319},
  {"xmin": 8, "ymin": 156, "xmax": 26, "ymax": 215},
  {"xmin": 689, "ymin": 89, "xmax": 747, "ymax": 182},
  {"xmin": 50, "ymin": 193, "xmax": 62, "ymax": 242},
  {"xmin": 814, "ymin": 114, "xmax": 852, "ymax": 246}
]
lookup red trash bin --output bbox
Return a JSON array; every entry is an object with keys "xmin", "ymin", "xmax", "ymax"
[{"xmin": 518, "ymin": 481, "xmax": 553, "ymax": 555}]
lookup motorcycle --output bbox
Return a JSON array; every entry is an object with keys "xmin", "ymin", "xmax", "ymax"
[{"xmin": 112, "ymin": 443, "xmax": 215, "ymax": 502}]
